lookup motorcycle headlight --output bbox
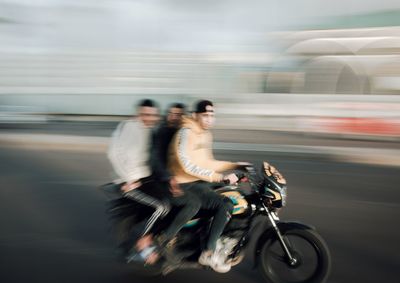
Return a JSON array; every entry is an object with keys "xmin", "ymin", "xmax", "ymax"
[
  {"xmin": 263, "ymin": 184, "xmax": 287, "ymax": 208},
  {"xmin": 262, "ymin": 161, "xmax": 288, "ymax": 207}
]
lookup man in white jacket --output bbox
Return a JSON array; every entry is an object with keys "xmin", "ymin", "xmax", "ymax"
[{"xmin": 108, "ymin": 99, "xmax": 167, "ymax": 264}]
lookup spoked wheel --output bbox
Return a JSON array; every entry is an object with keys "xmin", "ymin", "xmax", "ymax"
[{"xmin": 258, "ymin": 228, "xmax": 331, "ymax": 283}]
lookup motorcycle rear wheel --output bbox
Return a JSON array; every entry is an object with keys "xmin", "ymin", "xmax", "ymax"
[{"xmin": 258, "ymin": 228, "xmax": 331, "ymax": 283}]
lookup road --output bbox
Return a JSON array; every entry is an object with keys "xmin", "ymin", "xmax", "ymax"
[{"xmin": 0, "ymin": 146, "xmax": 399, "ymax": 283}]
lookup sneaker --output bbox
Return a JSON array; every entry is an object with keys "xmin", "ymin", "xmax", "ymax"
[
  {"xmin": 198, "ymin": 250, "xmax": 213, "ymax": 266},
  {"xmin": 210, "ymin": 255, "xmax": 231, "ymax": 273},
  {"xmin": 198, "ymin": 251, "xmax": 231, "ymax": 273}
]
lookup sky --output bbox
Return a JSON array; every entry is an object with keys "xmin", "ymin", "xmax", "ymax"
[{"xmin": 1, "ymin": 0, "xmax": 400, "ymax": 52}]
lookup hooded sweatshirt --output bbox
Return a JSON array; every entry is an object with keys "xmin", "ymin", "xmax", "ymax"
[{"xmin": 168, "ymin": 116, "xmax": 237, "ymax": 184}]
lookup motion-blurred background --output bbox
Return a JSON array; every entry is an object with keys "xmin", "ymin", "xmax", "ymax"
[
  {"xmin": 1, "ymin": 0, "xmax": 400, "ymax": 138},
  {"xmin": 0, "ymin": 1, "xmax": 399, "ymax": 283}
]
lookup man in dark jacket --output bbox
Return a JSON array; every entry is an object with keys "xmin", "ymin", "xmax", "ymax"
[
  {"xmin": 150, "ymin": 103, "xmax": 201, "ymax": 249},
  {"xmin": 152, "ymin": 103, "xmax": 186, "ymax": 184}
]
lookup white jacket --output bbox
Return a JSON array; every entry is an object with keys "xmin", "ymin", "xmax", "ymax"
[{"xmin": 108, "ymin": 119, "xmax": 152, "ymax": 183}]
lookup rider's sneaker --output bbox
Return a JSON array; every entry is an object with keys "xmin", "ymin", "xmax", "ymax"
[
  {"xmin": 198, "ymin": 251, "xmax": 231, "ymax": 273},
  {"xmin": 198, "ymin": 250, "xmax": 211, "ymax": 266},
  {"xmin": 210, "ymin": 257, "xmax": 231, "ymax": 273}
]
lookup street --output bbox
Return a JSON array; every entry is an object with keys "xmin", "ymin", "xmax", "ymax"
[{"xmin": 0, "ymin": 146, "xmax": 399, "ymax": 283}]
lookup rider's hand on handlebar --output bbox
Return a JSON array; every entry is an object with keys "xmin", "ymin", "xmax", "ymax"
[{"xmin": 223, "ymin": 173, "xmax": 239, "ymax": 185}]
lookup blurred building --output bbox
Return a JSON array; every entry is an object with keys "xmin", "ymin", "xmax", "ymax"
[
  {"xmin": 0, "ymin": 2, "xmax": 399, "ymax": 138},
  {"xmin": 271, "ymin": 26, "xmax": 400, "ymax": 95}
]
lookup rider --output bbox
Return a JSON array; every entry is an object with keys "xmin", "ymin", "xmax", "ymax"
[
  {"xmin": 108, "ymin": 99, "xmax": 168, "ymax": 264},
  {"xmin": 168, "ymin": 100, "xmax": 243, "ymax": 272},
  {"xmin": 150, "ymin": 103, "xmax": 202, "ymax": 251}
]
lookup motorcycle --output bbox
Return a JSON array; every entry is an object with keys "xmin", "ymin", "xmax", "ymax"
[{"xmin": 102, "ymin": 161, "xmax": 331, "ymax": 283}]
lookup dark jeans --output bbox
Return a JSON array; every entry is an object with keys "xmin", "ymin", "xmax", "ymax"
[
  {"xmin": 162, "ymin": 184, "xmax": 202, "ymax": 241},
  {"xmin": 125, "ymin": 179, "xmax": 201, "ymax": 244},
  {"xmin": 180, "ymin": 181, "xmax": 234, "ymax": 251}
]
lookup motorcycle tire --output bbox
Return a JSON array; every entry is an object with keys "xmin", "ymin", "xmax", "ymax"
[{"xmin": 258, "ymin": 228, "xmax": 331, "ymax": 283}]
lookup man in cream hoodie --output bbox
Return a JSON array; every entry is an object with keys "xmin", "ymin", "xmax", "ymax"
[{"xmin": 169, "ymin": 100, "xmax": 244, "ymax": 272}]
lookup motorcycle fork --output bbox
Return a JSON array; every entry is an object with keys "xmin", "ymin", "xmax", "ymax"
[{"xmin": 262, "ymin": 202, "xmax": 298, "ymax": 266}]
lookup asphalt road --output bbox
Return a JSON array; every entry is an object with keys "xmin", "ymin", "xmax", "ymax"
[{"xmin": 0, "ymin": 147, "xmax": 399, "ymax": 283}]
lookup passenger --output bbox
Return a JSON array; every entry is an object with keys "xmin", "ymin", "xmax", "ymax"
[
  {"xmin": 108, "ymin": 99, "xmax": 166, "ymax": 264},
  {"xmin": 150, "ymin": 103, "xmax": 202, "ymax": 252}
]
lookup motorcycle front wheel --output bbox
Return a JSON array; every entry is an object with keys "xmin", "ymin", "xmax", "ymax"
[{"xmin": 258, "ymin": 228, "xmax": 331, "ymax": 283}]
